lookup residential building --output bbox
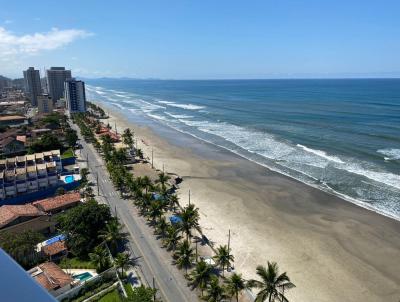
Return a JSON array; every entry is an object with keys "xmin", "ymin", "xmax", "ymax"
[
  {"xmin": 36, "ymin": 234, "xmax": 68, "ymax": 261},
  {"xmin": 64, "ymin": 78, "xmax": 87, "ymax": 114},
  {"xmin": 46, "ymin": 67, "xmax": 71, "ymax": 102},
  {"xmin": 0, "ymin": 150, "xmax": 62, "ymax": 199},
  {"xmin": 23, "ymin": 67, "xmax": 42, "ymax": 106},
  {"xmin": 0, "ymin": 129, "xmax": 26, "ymax": 157},
  {"xmin": 0, "ymin": 192, "xmax": 81, "ymax": 234},
  {"xmin": 38, "ymin": 95, "xmax": 54, "ymax": 114},
  {"xmin": 28, "ymin": 262, "xmax": 73, "ymax": 297},
  {"xmin": 0, "ymin": 115, "xmax": 28, "ymax": 127}
]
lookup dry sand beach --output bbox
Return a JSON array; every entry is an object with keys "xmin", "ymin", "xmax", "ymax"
[{"xmin": 104, "ymin": 105, "xmax": 400, "ymax": 302}]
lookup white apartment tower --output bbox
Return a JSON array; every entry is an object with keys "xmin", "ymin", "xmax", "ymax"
[
  {"xmin": 64, "ymin": 78, "xmax": 87, "ymax": 114},
  {"xmin": 23, "ymin": 67, "xmax": 42, "ymax": 106},
  {"xmin": 46, "ymin": 67, "xmax": 72, "ymax": 102}
]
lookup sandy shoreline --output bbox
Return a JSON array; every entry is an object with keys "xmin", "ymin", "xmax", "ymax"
[{"xmin": 101, "ymin": 104, "xmax": 400, "ymax": 302}]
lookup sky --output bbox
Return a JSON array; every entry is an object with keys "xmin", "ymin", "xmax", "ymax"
[{"xmin": 0, "ymin": 0, "xmax": 399, "ymax": 79}]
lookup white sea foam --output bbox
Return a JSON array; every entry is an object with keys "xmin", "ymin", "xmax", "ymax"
[
  {"xmin": 377, "ymin": 148, "xmax": 400, "ymax": 161},
  {"xmin": 109, "ymin": 102, "xmax": 125, "ymax": 110},
  {"xmin": 157, "ymin": 100, "xmax": 204, "ymax": 110},
  {"xmin": 297, "ymin": 144, "xmax": 344, "ymax": 164},
  {"xmin": 344, "ymin": 164, "xmax": 400, "ymax": 190},
  {"xmin": 165, "ymin": 112, "xmax": 194, "ymax": 119}
]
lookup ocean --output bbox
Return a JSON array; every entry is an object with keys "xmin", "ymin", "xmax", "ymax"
[{"xmin": 85, "ymin": 79, "xmax": 400, "ymax": 219}]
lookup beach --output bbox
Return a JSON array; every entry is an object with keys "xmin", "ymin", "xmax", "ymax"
[{"xmin": 104, "ymin": 106, "xmax": 400, "ymax": 302}]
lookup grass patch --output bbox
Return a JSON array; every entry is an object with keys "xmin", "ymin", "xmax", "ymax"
[
  {"xmin": 98, "ymin": 289, "xmax": 123, "ymax": 302},
  {"xmin": 124, "ymin": 283, "xmax": 134, "ymax": 298},
  {"xmin": 61, "ymin": 148, "xmax": 75, "ymax": 159},
  {"xmin": 59, "ymin": 257, "xmax": 96, "ymax": 269}
]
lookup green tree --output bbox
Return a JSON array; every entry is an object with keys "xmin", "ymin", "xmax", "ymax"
[
  {"xmin": 65, "ymin": 129, "xmax": 78, "ymax": 147},
  {"xmin": 147, "ymin": 201, "xmax": 163, "ymax": 225},
  {"xmin": 0, "ymin": 231, "xmax": 44, "ymax": 269},
  {"xmin": 163, "ymin": 225, "xmax": 182, "ymax": 251},
  {"xmin": 180, "ymin": 203, "xmax": 200, "ymax": 240},
  {"xmin": 168, "ymin": 194, "xmax": 180, "ymax": 212},
  {"xmin": 114, "ymin": 252, "xmax": 131, "ymax": 277},
  {"xmin": 29, "ymin": 133, "xmax": 62, "ymax": 153},
  {"xmin": 225, "ymin": 273, "xmax": 248, "ymax": 302},
  {"xmin": 56, "ymin": 187, "xmax": 66, "ymax": 195},
  {"xmin": 98, "ymin": 219, "xmax": 125, "ymax": 255},
  {"xmin": 174, "ymin": 240, "xmax": 194, "ymax": 274},
  {"xmin": 189, "ymin": 260, "xmax": 214, "ymax": 296},
  {"xmin": 157, "ymin": 172, "xmax": 170, "ymax": 188},
  {"xmin": 248, "ymin": 262, "xmax": 295, "ymax": 302},
  {"xmin": 58, "ymin": 199, "xmax": 112, "ymax": 257},
  {"xmin": 155, "ymin": 217, "xmax": 168, "ymax": 237},
  {"xmin": 122, "ymin": 128, "xmax": 134, "ymax": 149},
  {"xmin": 127, "ymin": 286, "xmax": 156, "ymax": 302},
  {"xmin": 213, "ymin": 245, "xmax": 234, "ymax": 276},
  {"xmin": 89, "ymin": 245, "xmax": 111, "ymax": 273},
  {"xmin": 204, "ymin": 276, "xmax": 227, "ymax": 302}
]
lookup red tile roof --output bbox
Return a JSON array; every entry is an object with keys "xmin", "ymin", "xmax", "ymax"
[
  {"xmin": 0, "ymin": 204, "xmax": 43, "ymax": 228},
  {"xmin": 30, "ymin": 262, "xmax": 73, "ymax": 291},
  {"xmin": 42, "ymin": 241, "xmax": 67, "ymax": 257},
  {"xmin": 33, "ymin": 192, "xmax": 81, "ymax": 212}
]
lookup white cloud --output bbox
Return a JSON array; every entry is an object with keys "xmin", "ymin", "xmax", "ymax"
[{"xmin": 0, "ymin": 27, "xmax": 92, "ymax": 58}]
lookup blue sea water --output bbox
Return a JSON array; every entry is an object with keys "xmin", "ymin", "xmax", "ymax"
[{"xmin": 85, "ymin": 79, "xmax": 400, "ymax": 219}]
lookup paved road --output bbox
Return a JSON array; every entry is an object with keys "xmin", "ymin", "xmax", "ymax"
[{"xmin": 71, "ymin": 123, "xmax": 198, "ymax": 302}]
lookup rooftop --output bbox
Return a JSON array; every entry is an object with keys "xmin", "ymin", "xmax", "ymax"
[
  {"xmin": 29, "ymin": 262, "xmax": 73, "ymax": 291},
  {"xmin": 0, "ymin": 204, "xmax": 43, "ymax": 228},
  {"xmin": 33, "ymin": 192, "xmax": 81, "ymax": 212},
  {"xmin": 0, "ymin": 115, "xmax": 26, "ymax": 121},
  {"xmin": 42, "ymin": 241, "xmax": 67, "ymax": 257}
]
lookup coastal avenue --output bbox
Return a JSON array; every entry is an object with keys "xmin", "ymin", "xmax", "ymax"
[{"xmin": 71, "ymin": 123, "xmax": 199, "ymax": 302}]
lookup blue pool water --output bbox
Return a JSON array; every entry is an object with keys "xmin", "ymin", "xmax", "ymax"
[
  {"xmin": 74, "ymin": 272, "xmax": 93, "ymax": 282},
  {"xmin": 86, "ymin": 79, "xmax": 400, "ymax": 219},
  {"xmin": 64, "ymin": 175, "xmax": 75, "ymax": 184}
]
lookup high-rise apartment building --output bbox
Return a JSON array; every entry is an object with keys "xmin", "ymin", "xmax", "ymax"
[
  {"xmin": 23, "ymin": 67, "xmax": 42, "ymax": 106},
  {"xmin": 37, "ymin": 95, "xmax": 54, "ymax": 114},
  {"xmin": 64, "ymin": 78, "xmax": 87, "ymax": 114},
  {"xmin": 46, "ymin": 67, "xmax": 72, "ymax": 102}
]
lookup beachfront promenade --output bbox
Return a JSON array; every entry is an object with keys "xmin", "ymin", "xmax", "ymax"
[{"xmin": 71, "ymin": 122, "xmax": 199, "ymax": 302}]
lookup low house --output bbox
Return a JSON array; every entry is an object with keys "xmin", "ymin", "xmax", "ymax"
[
  {"xmin": 37, "ymin": 234, "xmax": 68, "ymax": 261},
  {"xmin": 33, "ymin": 192, "xmax": 81, "ymax": 214},
  {"xmin": 0, "ymin": 115, "xmax": 27, "ymax": 127},
  {"xmin": 0, "ymin": 192, "xmax": 81, "ymax": 234},
  {"xmin": 28, "ymin": 262, "xmax": 73, "ymax": 297},
  {"xmin": 0, "ymin": 136, "xmax": 25, "ymax": 156}
]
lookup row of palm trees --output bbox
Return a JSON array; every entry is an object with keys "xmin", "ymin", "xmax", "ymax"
[{"xmin": 73, "ymin": 114, "xmax": 296, "ymax": 302}]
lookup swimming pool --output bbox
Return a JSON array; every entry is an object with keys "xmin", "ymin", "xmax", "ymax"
[
  {"xmin": 64, "ymin": 175, "xmax": 75, "ymax": 183},
  {"xmin": 74, "ymin": 272, "xmax": 93, "ymax": 282}
]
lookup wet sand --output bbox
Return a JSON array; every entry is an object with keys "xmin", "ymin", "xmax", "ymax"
[{"xmin": 104, "ymin": 105, "xmax": 400, "ymax": 302}]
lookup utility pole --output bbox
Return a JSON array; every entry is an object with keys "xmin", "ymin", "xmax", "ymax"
[
  {"xmin": 162, "ymin": 164, "xmax": 164, "ymax": 173},
  {"xmin": 227, "ymin": 229, "xmax": 231, "ymax": 270},
  {"xmin": 188, "ymin": 189, "xmax": 191, "ymax": 206},
  {"xmin": 151, "ymin": 148, "xmax": 154, "ymax": 168},
  {"xmin": 114, "ymin": 121, "xmax": 117, "ymax": 134},
  {"xmin": 152, "ymin": 277, "xmax": 156, "ymax": 302},
  {"xmin": 195, "ymin": 240, "xmax": 198, "ymax": 262},
  {"xmin": 96, "ymin": 172, "xmax": 99, "ymax": 196},
  {"xmin": 135, "ymin": 138, "xmax": 138, "ymax": 150}
]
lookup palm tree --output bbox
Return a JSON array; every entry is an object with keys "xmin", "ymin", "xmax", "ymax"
[
  {"xmin": 174, "ymin": 240, "xmax": 194, "ymax": 274},
  {"xmin": 168, "ymin": 194, "xmax": 180, "ymax": 212},
  {"xmin": 225, "ymin": 273, "xmax": 248, "ymax": 302},
  {"xmin": 180, "ymin": 203, "xmax": 200, "ymax": 240},
  {"xmin": 204, "ymin": 276, "xmax": 227, "ymax": 302},
  {"xmin": 163, "ymin": 225, "xmax": 182, "ymax": 251},
  {"xmin": 114, "ymin": 252, "xmax": 131, "ymax": 277},
  {"xmin": 98, "ymin": 219, "xmax": 125, "ymax": 255},
  {"xmin": 147, "ymin": 201, "xmax": 163, "ymax": 225},
  {"xmin": 89, "ymin": 245, "xmax": 110, "ymax": 273},
  {"xmin": 189, "ymin": 260, "xmax": 214, "ymax": 296},
  {"xmin": 248, "ymin": 262, "xmax": 295, "ymax": 302},
  {"xmin": 122, "ymin": 128, "xmax": 134, "ymax": 149},
  {"xmin": 138, "ymin": 176, "xmax": 152, "ymax": 194},
  {"xmin": 155, "ymin": 217, "xmax": 168, "ymax": 237},
  {"xmin": 157, "ymin": 172, "xmax": 170, "ymax": 187},
  {"xmin": 213, "ymin": 245, "xmax": 234, "ymax": 276}
]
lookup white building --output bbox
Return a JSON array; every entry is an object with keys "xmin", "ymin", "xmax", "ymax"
[
  {"xmin": 64, "ymin": 78, "xmax": 87, "ymax": 114},
  {"xmin": 46, "ymin": 67, "xmax": 72, "ymax": 102},
  {"xmin": 0, "ymin": 150, "xmax": 62, "ymax": 199},
  {"xmin": 23, "ymin": 67, "xmax": 42, "ymax": 106}
]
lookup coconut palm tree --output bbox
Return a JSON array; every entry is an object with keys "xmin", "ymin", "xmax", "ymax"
[
  {"xmin": 189, "ymin": 260, "xmax": 214, "ymax": 296},
  {"xmin": 248, "ymin": 262, "xmax": 295, "ymax": 302},
  {"xmin": 157, "ymin": 172, "xmax": 170, "ymax": 187},
  {"xmin": 163, "ymin": 225, "xmax": 182, "ymax": 251},
  {"xmin": 213, "ymin": 245, "xmax": 234, "ymax": 276},
  {"xmin": 174, "ymin": 240, "xmax": 194, "ymax": 274},
  {"xmin": 180, "ymin": 204, "xmax": 200, "ymax": 240},
  {"xmin": 98, "ymin": 219, "xmax": 125, "ymax": 255},
  {"xmin": 114, "ymin": 252, "xmax": 131, "ymax": 277},
  {"xmin": 89, "ymin": 245, "xmax": 111, "ymax": 273},
  {"xmin": 138, "ymin": 176, "xmax": 152, "ymax": 194},
  {"xmin": 122, "ymin": 128, "xmax": 134, "ymax": 149},
  {"xmin": 204, "ymin": 276, "xmax": 227, "ymax": 302},
  {"xmin": 147, "ymin": 201, "xmax": 163, "ymax": 225},
  {"xmin": 225, "ymin": 273, "xmax": 248, "ymax": 302},
  {"xmin": 155, "ymin": 217, "xmax": 168, "ymax": 237},
  {"xmin": 168, "ymin": 194, "xmax": 180, "ymax": 212}
]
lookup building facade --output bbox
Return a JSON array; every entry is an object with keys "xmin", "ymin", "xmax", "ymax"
[
  {"xmin": 37, "ymin": 95, "xmax": 54, "ymax": 114},
  {"xmin": 46, "ymin": 67, "xmax": 72, "ymax": 102},
  {"xmin": 0, "ymin": 150, "xmax": 62, "ymax": 199},
  {"xmin": 23, "ymin": 67, "xmax": 42, "ymax": 106},
  {"xmin": 64, "ymin": 78, "xmax": 87, "ymax": 114}
]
